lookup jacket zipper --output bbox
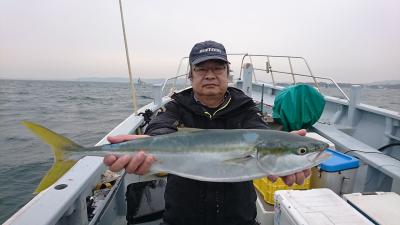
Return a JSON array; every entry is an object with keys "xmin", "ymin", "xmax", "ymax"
[{"xmin": 203, "ymin": 96, "xmax": 232, "ymax": 120}]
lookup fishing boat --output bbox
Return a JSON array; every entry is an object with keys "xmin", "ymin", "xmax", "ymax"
[
  {"xmin": 4, "ymin": 0, "xmax": 400, "ymax": 223},
  {"xmin": 4, "ymin": 52, "xmax": 400, "ymax": 225}
]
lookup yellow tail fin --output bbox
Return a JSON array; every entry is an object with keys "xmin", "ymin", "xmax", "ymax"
[{"xmin": 22, "ymin": 121, "xmax": 82, "ymax": 194}]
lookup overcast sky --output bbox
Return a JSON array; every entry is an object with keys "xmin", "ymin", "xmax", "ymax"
[{"xmin": 1, "ymin": 0, "xmax": 399, "ymax": 83}]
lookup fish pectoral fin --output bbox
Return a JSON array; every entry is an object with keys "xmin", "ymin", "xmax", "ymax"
[{"xmin": 222, "ymin": 155, "xmax": 254, "ymax": 166}]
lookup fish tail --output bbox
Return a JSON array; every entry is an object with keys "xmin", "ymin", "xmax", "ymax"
[{"xmin": 21, "ymin": 121, "xmax": 82, "ymax": 194}]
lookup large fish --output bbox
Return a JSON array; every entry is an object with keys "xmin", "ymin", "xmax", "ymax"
[{"xmin": 22, "ymin": 121, "xmax": 330, "ymax": 193}]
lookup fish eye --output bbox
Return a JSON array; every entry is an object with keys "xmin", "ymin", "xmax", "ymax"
[{"xmin": 297, "ymin": 147, "xmax": 307, "ymax": 155}]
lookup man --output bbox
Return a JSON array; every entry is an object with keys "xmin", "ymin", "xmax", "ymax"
[{"xmin": 104, "ymin": 40, "xmax": 310, "ymax": 225}]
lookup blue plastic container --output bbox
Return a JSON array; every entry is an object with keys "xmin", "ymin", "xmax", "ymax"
[{"xmin": 319, "ymin": 149, "xmax": 359, "ymax": 172}]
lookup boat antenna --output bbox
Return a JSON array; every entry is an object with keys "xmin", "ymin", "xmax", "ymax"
[{"xmin": 118, "ymin": 0, "xmax": 138, "ymax": 114}]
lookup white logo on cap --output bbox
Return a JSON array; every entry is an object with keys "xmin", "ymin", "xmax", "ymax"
[{"xmin": 199, "ymin": 48, "xmax": 222, "ymax": 54}]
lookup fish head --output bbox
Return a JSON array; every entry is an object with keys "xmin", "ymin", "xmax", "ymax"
[{"xmin": 255, "ymin": 135, "xmax": 330, "ymax": 176}]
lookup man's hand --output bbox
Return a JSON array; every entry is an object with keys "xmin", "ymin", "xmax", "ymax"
[
  {"xmin": 103, "ymin": 134, "xmax": 155, "ymax": 175},
  {"xmin": 267, "ymin": 129, "xmax": 311, "ymax": 186}
]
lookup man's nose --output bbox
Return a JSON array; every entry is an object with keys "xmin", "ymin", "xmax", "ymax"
[{"xmin": 204, "ymin": 69, "xmax": 216, "ymax": 79}]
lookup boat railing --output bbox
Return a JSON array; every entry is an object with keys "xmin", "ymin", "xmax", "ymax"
[
  {"xmin": 173, "ymin": 54, "xmax": 350, "ymax": 101},
  {"xmin": 160, "ymin": 73, "xmax": 191, "ymax": 97},
  {"xmin": 238, "ymin": 54, "xmax": 350, "ymax": 101}
]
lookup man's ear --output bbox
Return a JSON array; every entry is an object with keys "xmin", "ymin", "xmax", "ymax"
[
  {"xmin": 188, "ymin": 64, "xmax": 194, "ymax": 82},
  {"xmin": 188, "ymin": 71, "xmax": 193, "ymax": 82}
]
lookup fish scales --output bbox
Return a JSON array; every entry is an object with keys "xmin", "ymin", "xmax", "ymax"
[{"xmin": 21, "ymin": 121, "xmax": 330, "ymax": 193}]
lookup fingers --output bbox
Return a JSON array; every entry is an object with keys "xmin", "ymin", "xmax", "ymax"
[
  {"xmin": 295, "ymin": 172, "xmax": 305, "ymax": 185},
  {"xmin": 135, "ymin": 155, "xmax": 156, "ymax": 175},
  {"xmin": 282, "ymin": 174, "xmax": 296, "ymax": 186},
  {"xmin": 125, "ymin": 151, "xmax": 145, "ymax": 173},
  {"xmin": 103, "ymin": 154, "xmax": 117, "ymax": 166},
  {"xmin": 103, "ymin": 152, "xmax": 155, "ymax": 175},
  {"xmin": 303, "ymin": 168, "xmax": 311, "ymax": 179},
  {"xmin": 104, "ymin": 134, "xmax": 153, "ymax": 174},
  {"xmin": 290, "ymin": 129, "xmax": 307, "ymax": 136},
  {"xmin": 281, "ymin": 169, "xmax": 311, "ymax": 186},
  {"xmin": 267, "ymin": 175, "xmax": 279, "ymax": 183},
  {"xmin": 108, "ymin": 154, "xmax": 133, "ymax": 172},
  {"xmin": 107, "ymin": 134, "xmax": 149, "ymax": 144},
  {"xmin": 107, "ymin": 135, "xmax": 136, "ymax": 144}
]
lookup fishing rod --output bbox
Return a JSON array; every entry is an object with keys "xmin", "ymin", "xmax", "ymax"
[{"xmin": 118, "ymin": 0, "xmax": 138, "ymax": 114}]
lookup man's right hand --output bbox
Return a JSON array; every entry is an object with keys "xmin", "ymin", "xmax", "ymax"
[{"xmin": 103, "ymin": 134, "xmax": 156, "ymax": 175}]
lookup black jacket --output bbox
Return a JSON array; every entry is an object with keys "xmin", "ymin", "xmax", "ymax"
[{"xmin": 145, "ymin": 87, "xmax": 269, "ymax": 225}]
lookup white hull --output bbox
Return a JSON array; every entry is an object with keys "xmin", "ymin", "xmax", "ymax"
[{"xmin": 5, "ymin": 55, "xmax": 400, "ymax": 225}]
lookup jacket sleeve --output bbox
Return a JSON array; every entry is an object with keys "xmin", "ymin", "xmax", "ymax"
[
  {"xmin": 144, "ymin": 101, "xmax": 180, "ymax": 136},
  {"xmin": 241, "ymin": 105, "xmax": 270, "ymax": 129}
]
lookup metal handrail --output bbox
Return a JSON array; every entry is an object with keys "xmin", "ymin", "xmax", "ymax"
[
  {"xmin": 160, "ymin": 73, "xmax": 190, "ymax": 96},
  {"xmin": 176, "ymin": 56, "xmax": 189, "ymax": 76},
  {"xmin": 253, "ymin": 68, "xmax": 349, "ymax": 101},
  {"xmin": 239, "ymin": 54, "xmax": 349, "ymax": 101},
  {"xmin": 239, "ymin": 54, "xmax": 311, "ymax": 81},
  {"xmin": 172, "ymin": 53, "xmax": 350, "ymax": 101}
]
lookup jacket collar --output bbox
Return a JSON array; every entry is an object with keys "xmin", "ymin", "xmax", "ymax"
[{"xmin": 171, "ymin": 87, "xmax": 255, "ymax": 118}]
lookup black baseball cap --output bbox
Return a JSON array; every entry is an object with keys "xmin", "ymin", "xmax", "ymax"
[{"xmin": 189, "ymin": 40, "xmax": 230, "ymax": 65}]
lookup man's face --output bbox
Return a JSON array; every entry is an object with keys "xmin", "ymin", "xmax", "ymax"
[{"xmin": 191, "ymin": 60, "xmax": 228, "ymax": 98}]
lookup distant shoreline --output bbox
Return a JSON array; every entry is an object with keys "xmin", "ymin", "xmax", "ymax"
[
  {"xmin": 1, "ymin": 77, "xmax": 399, "ymax": 89},
  {"xmin": 0, "ymin": 77, "xmax": 166, "ymax": 85}
]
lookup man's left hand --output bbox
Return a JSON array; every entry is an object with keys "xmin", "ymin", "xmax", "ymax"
[{"xmin": 267, "ymin": 129, "xmax": 311, "ymax": 186}]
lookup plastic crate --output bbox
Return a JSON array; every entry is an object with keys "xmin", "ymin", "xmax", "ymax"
[{"xmin": 253, "ymin": 176, "xmax": 310, "ymax": 205}]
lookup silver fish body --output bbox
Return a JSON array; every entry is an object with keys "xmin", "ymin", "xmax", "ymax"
[
  {"xmin": 81, "ymin": 129, "xmax": 330, "ymax": 182},
  {"xmin": 22, "ymin": 121, "xmax": 331, "ymax": 192}
]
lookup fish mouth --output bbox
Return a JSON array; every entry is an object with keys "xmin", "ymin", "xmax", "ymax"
[{"xmin": 307, "ymin": 151, "xmax": 331, "ymax": 163}]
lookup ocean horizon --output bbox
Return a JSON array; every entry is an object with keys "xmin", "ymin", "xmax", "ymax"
[{"xmin": 0, "ymin": 79, "xmax": 399, "ymax": 223}]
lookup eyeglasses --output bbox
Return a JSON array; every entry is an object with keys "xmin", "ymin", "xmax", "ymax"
[{"xmin": 193, "ymin": 65, "xmax": 227, "ymax": 76}]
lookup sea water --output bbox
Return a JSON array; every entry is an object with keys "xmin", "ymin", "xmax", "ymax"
[
  {"xmin": 0, "ymin": 79, "xmax": 399, "ymax": 223},
  {"xmin": 0, "ymin": 79, "xmax": 152, "ymax": 222}
]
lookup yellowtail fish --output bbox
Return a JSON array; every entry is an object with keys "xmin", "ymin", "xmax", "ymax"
[{"xmin": 22, "ymin": 121, "xmax": 330, "ymax": 193}]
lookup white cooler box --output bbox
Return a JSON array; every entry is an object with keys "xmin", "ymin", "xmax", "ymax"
[
  {"xmin": 274, "ymin": 189, "xmax": 374, "ymax": 225},
  {"xmin": 343, "ymin": 192, "xmax": 400, "ymax": 225}
]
